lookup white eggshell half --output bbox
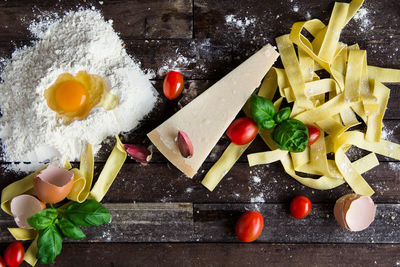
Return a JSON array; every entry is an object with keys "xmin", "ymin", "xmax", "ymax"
[
  {"xmin": 10, "ymin": 194, "xmax": 45, "ymax": 229},
  {"xmin": 345, "ymin": 195, "xmax": 376, "ymax": 232}
]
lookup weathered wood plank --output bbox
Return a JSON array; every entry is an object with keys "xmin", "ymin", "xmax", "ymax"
[
  {"xmin": 0, "ymin": 203, "xmax": 193, "ymax": 243},
  {"xmin": 5, "ymin": 243, "xmax": 394, "ymax": 267},
  {"xmin": 0, "ymin": 0, "xmax": 193, "ymax": 40},
  {"xmin": 0, "ymin": 160, "xmax": 399, "ymax": 204},
  {"xmin": 193, "ymin": 203, "xmax": 400, "ymax": 243},
  {"xmin": 1, "ymin": 203, "xmax": 398, "ymax": 243}
]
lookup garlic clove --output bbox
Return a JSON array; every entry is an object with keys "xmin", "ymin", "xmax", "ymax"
[
  {"xmin": 177, "ymin": 131, "xmax": 193, "ymax": 158},
  {"xmin": 123, "ymin": 144, "xmax": 152, "ymax": 164}
]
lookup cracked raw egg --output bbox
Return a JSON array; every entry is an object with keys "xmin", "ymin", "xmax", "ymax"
[{"xmin": 45, "ymin": 71, "xmax": 118, "ymax": 124}]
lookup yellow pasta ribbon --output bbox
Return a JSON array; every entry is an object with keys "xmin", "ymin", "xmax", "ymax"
[
  {"xmin": 368, "ymin": 66, "xmax": 400, "ymax": 83},
  {"xmin": 276, "ymin": 35, "xmax": 313, "ymax": 109},
  {"xmin": 67, "ymin": 143, "xmax": 94, "ymax": 202},
  {"xmin": 202, "ymin": 143, "xmax": 252, "ymax": 191},
  {"xmin": 344, "ymin": 49, "xmax": 365, "ymax": 102},
  {"xmin": 248, "ymin": 149, "xmax": 288, "ymax": 167},
  {"xmin": 88, "ymin": 135, "xmax": 127, "ymax": 202},
  {"xmin": 365, "ymin": 80, "xmax": 390, "ymax": 142}
]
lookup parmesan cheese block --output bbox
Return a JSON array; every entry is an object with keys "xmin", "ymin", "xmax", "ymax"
[{"xmin": 148, "ymin": 44, "xmax": 279, "ymax": 177}]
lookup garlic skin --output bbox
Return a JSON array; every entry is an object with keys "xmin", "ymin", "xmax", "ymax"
[{"xmin": 333, "ymin": 194, "xmax": 376, "ymax": 232}]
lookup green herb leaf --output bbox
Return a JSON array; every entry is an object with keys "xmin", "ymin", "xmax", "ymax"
[
  {"xmin": 57, "ymin": 217, "xmax": 86, "ymax": 240},
  {"xmin": 273, "ymin": 107, "xmax": 291, "ymax": 124},
  {"xmin": 37, "ymin": 224, "xmax": 63, "ymax": 264},
  {"xmin": 65, "ymin": 200, "xmax": 111, "ymax": 226},
  {"xmin": 271, "ymin": 119, "xmax": 308, "ymax": 152},
  {"xmin": 27, "ymin": 208, "xmax": 58, "ymax": 230},
  {"xmin": 250, "ymin": 94, "xmax": 276, "ymax": 130}
]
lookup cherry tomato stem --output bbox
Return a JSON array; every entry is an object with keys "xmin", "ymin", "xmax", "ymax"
[
  {"xmin": 163, "ymin": 71, "xmax": 184, "ymax": 100},
  {"xmin": 290, "ymin": 196, "xmax": 312, "ymax": 219},
  {"xmin": 235, "ymin": 211, "xmax": 264, "ymax": 242},
  {"xmin": 226, "ymin": 117, "xmax": 258, "ymax": 145},
  {"xmin": 4, "ymin": 241, "xmax": 24, "ymax": 267}
]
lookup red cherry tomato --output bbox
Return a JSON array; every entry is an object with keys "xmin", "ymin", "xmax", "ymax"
[
  {"xmin": 226, "ymin": 117, "xmax": 258, "ymax": 145},
  {"xmin": 290, "ymin": 196, "xmax": 312, "ymax": 219},
  {"xmin": 163, "ymin": 71, "xmax": 184, "ymax": 100},
  {"xmin": 235, "ymin": 211, "xmax": 264, "ymax": 242},
  {"xmin": 0, "ymin": 256, "xmax": 6, "ymax": 267},
  {"xmin": 307, "ymin": 125, "xmax": 321, "ymax": 146},
  {"xmin": 4, "ymin": 241, "xmax": 24, "ymax": 267}
]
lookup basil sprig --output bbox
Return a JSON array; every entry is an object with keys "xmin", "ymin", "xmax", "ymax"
[
  {"xmin": 271, "ymin": 119, "xmax": 309, "ymax": 152},
  {"xmin": 250, "ymin": 94, "xmax": 276, "ymax": 129},
  {"xmin": 250, "ymin": 94, "xmax": 309, "ymax": 152},
  {"xmin": 28, "ymin": 200, "xmax": 111, "ymax": 264}
]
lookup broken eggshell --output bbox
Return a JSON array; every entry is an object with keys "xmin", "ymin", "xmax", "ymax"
[
  {"xmin": 34, "ymin": 165, "xmax": 74, "ymax": 203},
  {"xmin": 10, "ymin": 194, "xmax": 45, "ymax": 229},
  {"xmin": 333, "ymin": 193, "xmax": 376, "ymax": 232}
]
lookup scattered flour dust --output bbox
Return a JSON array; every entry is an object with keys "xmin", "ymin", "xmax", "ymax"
[
  {"xmin": 353, "ymin": 7, "xmax": 372, "ymax": 32},
  {"xmin": 225, "ymin": 14, "xmax": 256, "ymax": 36},
  {"xmin": 0, "ymin": 9, "xmax": 157, "ymax": 172},
  {"xmin": 157, "ymin": 39, "xmax": 210, "ymax": 77}
]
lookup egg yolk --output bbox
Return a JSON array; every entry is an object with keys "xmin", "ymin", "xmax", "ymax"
[{"xmin": 55, "ymin": 80, "xmax": 88, "ymax": 112}]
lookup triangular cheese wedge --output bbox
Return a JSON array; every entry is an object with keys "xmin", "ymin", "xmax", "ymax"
[{"xmin": 148, "ymin": 44, "xmax": 279, "ymax": 177}]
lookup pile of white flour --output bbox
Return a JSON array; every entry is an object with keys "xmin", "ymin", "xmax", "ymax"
[{"xmin": 0, "ymin": 9, "xmax": 157, "ymax": 172}]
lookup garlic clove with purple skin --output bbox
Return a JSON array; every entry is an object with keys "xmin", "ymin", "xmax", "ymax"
[
  {"xmin": 123, "ymin": 144, "xmax": 152, "ymax": 164},
  {"xmin": 177, "ymin": 131, "xmax": 193, "ymax": 158}
]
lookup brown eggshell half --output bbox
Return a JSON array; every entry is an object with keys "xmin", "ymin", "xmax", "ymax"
[
  {"xmin": 10, "ymin": 194, "xmax": 45, "ymax": 229},
  {"xmin": 345, "ymin": 195, "xmax": 376, "ymax": 231},
  {"xmin": 333, "ymin": 193, "xmax": 376, "ymax": 231},
  {"xmin": 34, "ymin": 165, "xmax": 74, "ymax": 204},
  {"xmin": 333, "ymin": 193, "xmax": 359, "ymax": 230}
]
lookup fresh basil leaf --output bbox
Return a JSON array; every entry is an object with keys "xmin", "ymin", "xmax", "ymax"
[
  {"xmin": 65, "ymin": 200, "xmax": 111, "ymax": 226},
  {"xmin": 271, "ymin": 119, "xmax": 308, "ymax": 152},
  {"xmin": 273, "ymin": 107, "xmax": 291, "ymax": 124},
  {"xmin": 250, "ymin": 94, "xmax": 276, "ymax": 130},
  {"xmin": 37, "ymin": 224, "xmax": 63, "ymax": 264},
  {"xmin": 57, "ymin": 217, "xmax": 86, "ymax": 240},
  {"xmin": 27, "ymin": 208, "xmax": 58, "ymax": 230}
]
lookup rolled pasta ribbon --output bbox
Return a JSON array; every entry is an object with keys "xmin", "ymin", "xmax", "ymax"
[{"xmin": 67, "ymin": 143, "xmax": 94, "ymax": 203}]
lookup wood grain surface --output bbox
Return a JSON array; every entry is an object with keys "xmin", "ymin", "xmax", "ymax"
[{"xmin": 0, "ymin": 0, "xmax": 399, "ymax": 266}]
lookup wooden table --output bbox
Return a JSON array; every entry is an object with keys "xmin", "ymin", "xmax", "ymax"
[{"xmin": 0, "ymin": 0, "xmax": 399, "ymax": 266}]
